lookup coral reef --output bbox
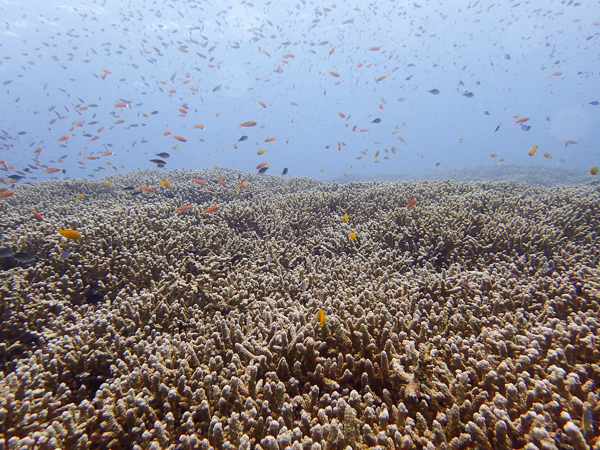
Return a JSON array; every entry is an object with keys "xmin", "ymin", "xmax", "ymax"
[{"xmin": 1, "ymin": 168, "xmax": 599, "ymax": 449}]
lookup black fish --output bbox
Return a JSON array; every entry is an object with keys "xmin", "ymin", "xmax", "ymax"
[
  {"xmin": 122, "ymin": 186, "xmax": 136, "ymax": 191},
  {"xmin": 238, "ymin": 135, "xmax": 248, "ymax": 141},
  {"xmin": 155, "ymin": 152, "xmax": 170, "ymax": 158},
  {"xmin": 0, "ymin": 248, "xmax": 14, "ymax": 258},
  {"xmin": 13, "ymin": 251, "xmax": 35, "ymax": 263},
  {"xmin": 282, "ymin": 167, "xmax": 288, "ymax": 176},
  {"xmin": 520, "ymin": 124, "xmax": 531, "ymax": 131},
  {"xmin": 428, "ymin": 89, "xmax": 440, "ymax": 95},
  {"xmin": 258, "ymin": 167, "xmax": 269, "ymax": 174},
  {"xmin": 8, "ymin": 175, "xmax": 25, "ymax": 181},
  {"xmin": 463, "ymin": 91, "xmax": 474, "ymax": 98},
  {"xmin": 371, "ymin": 118, "xmax": 381, "ymax": 123},
  {"xmin": 149, "ymin": 159, "xmax": 166, "ymax": 165},
  {"xmin": 494, "ymin": 124, "xmax": 501, "ymax": 132},
  {"xmin": 590, "ymin": 101, "xmax": 599, "ymax": 106}
]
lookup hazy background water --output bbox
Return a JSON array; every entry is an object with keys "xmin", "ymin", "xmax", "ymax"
[{"xmin": 1, "ymin": 0, "xmax": 598, "ymax": 183}]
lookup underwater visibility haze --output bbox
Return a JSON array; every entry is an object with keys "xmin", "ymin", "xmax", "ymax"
[{"xmin": 0, "ymin": 0, "xmax": 599, "ymax": 181}]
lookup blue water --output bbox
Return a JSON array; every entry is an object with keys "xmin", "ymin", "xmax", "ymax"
[{"xmin": 1, "ymin": 0, "xmax": 598, "ymax": 183}]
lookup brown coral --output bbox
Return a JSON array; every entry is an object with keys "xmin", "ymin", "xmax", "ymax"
[{"xmin": 1, "ymin": 169, "xmax": 599, "ymax": 449}]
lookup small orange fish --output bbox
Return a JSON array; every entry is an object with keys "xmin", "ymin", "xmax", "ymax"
[
  {"xmin": 265, "ymin": 137, "xmax": 277, "ymax": 142},
  {"xmin": 337, "ymin": 112, "xmax": 346, "ymax": 118},
  {"xmin": 113, "ymin": 120, "xmax": 124, "ymax": 125},
  {"xmin": 89, "ymin": 135, "xmax": 99, "ymax": 142},
  {"xmin": 176, "ymin": 206, "xmax": 194, "ymax": 212},
  {"xmin": 203, "ymin": 206, "xmax": 220, "ymax": 214},
  {"xmin": 172, "ymin": 136, "xmax": 187, "ymax": 142},
  {"xmin": 34, "ymin": 147, "xmax": 43, "ymax": 154},
  {"xmin": 237, "ymin": 180, "xmax": 247, "ymax": 193},
  {"xmin": 58, "ymin": 228, "xmax": 82, "ymax": 240},
  {"xmin": 239, "ymin": 121, "xmax": 257, "ymax": 127},
  {"xmin": 57, "ymin": 135, "xmax": 70, "ymax": 142},
  {"xmin": 217, "ymin": 178, "xmax": 228, "ymax": 187},
  {"xmin": 375, "ymin": 75, "xmax": 388, "ymax": 82},
  {"xmin": 513, "ymin": 117, "xmax": 530, "ymax": 125},
  {"xmin": 549, "ymin": 72, "xmax": 562, "ymax": 77},
  {"xmin": 84, "ymin": 156, "xmax": 98, "ymax": 160},
  {"xmin": 406, "ymin": 199, "xmax": 417, "ymax": 208},
  {"xmin": 256, "ymin": 162, "xmax": 270, "ymax": 169},
  {"xmin": 192, "ymin": 178, "xmax": 206, "ymax": 185},
  {"xmin": 33, "ymin": 211, "xmax": 44, "ymax": 221},
  {"xmin": 193, "ymin": 124, "xmax": 205, "ymax": 129},
  {"xmin": 369, "ymin": 46, "xmax": 380, "ymax": 51},
  {"xmin": 139, "ymin": 186, "xmax": 155, "ymax": 192},
  {"xmin": 257, "ymin": 101, "xmax": 267, "ymax": 108},
  {"xmin": 163, "ymin": 131, "xmax": 172, "ymax": 136},
  {"xmin": 113, "ymin": 102, "xmax": 129, "ymax": 108},
  {"xmin": 0, "ymin": 191, "xmax": 15, "ymax": 199},
  {"xmin": 329, "ymin": 46, "xmax": 336, "ymax": 55},
  {"xmin": 44, "ymin": 168, "xmax": 61, "ymax": 173},
  {"xmin": 328, "ymin": 71, "xmax": 340, "ymax": 77}
]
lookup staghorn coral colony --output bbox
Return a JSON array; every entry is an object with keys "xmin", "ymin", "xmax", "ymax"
[{"xmin": 0, "ymin": 168, "xmax": 599, "ymax": 449}]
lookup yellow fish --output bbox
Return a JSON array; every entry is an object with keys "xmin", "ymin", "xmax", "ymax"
[
  {"xmin": 349, "ymin": 232, "xmax": 357, "ymax": 240},
  {"xmin": 160, "ymin": 179, "xmax": 171, "ymax": 187},
  {"xmin": 342, "ymin": 213, "xmax": 348, "ymax": 223},
  {"xmin": 542, "ymin": 152, "xmax": 552, "ymax": 159},
  {"xmin": 58, "ymin": 229, "xmax": 82, "ymax": 240},
  {"xmin": 104, "ymin": 182, "xmax": 114, "ymax": 187},
  {"xmin": 257, "ymin": 149, "xmax": 266, "ymax": 155},
  {"xmin": 76, "ymin": 193, "xmax": 84, "ymax": 201},
  {"xmin": 528, "ymin": 145, "xmax": 538, "ymax": 156},
  {"xmin": 317, "ymin": 308, "xmax": 325, "ymax": 327}
]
